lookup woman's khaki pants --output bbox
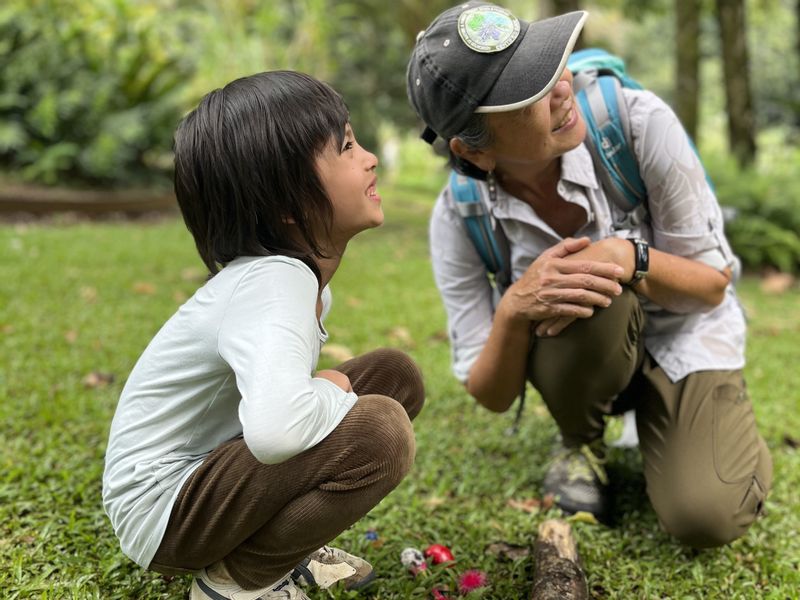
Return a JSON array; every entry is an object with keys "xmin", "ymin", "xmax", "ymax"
[{"xmin": 528, "ymin": 289, "xmax": 772, "ymax": 548}]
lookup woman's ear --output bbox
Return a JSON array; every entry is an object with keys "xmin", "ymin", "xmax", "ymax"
[{"xmin": 449, "ymin": 138, "xmax": 495, "ymax": 173}]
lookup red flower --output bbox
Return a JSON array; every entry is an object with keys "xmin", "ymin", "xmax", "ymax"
[{"xmin": 458, "ymin": 569, "xmax": 488, "ymax": 594}]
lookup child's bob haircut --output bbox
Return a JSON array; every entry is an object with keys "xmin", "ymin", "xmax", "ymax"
[{"xmin": 173, "ymin": 70, "xmax": 350, "ymax": 277}]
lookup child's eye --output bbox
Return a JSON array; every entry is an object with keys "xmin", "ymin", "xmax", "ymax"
[{"xmin": 342, "ymin": 141, "xmax": 354, "ymax": 152}]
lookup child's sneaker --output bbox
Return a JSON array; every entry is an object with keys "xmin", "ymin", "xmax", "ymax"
[
  {"xmin": 191, "ymin": 569, "xmax": 309, "ymax": 600},
  {"xmin": 291, "ymin": 545, "xmax": 375, "ymax": 591}
]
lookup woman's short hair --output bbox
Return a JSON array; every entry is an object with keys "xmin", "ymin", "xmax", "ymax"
[
  {"xmin": 173, "ymin": 71, "xmax": 349, "ymax": 276},
  {"xmin": 449, "ymin": 112, "xmax": 493, "ymax": 181}
]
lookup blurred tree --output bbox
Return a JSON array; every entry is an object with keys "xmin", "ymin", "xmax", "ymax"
[
  {"xmin": 540, "ymin": 0, "xmax": 585, "ymax": 48},
  {"xmin": 541, "ymin": 0, "xmax": 584, "ymax": 15},
  {"xmin": 794, "ymin": 0, "xmax": 799, "ymax": 130},
  {"xmin": 715, "ymin": 0, "xmax": 757, "ymax": 166},
  {"xmin": 0, "ymin": 0, "xmax": 194, "ymax": 186},
  {"xmin": 675, "ymin": 0, "xmax": 700, "ymax": 141}
]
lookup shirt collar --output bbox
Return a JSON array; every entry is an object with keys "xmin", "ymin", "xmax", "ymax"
[{"xmin": 560, "ymin": 143, "xmax": 599, "ymax": 190}]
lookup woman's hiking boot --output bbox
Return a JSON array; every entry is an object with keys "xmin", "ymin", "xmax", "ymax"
[{"xmin": 543, "ymin": 438, "xmax": 610, "ymax": 520}]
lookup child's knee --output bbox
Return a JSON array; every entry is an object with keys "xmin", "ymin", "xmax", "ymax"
[
  {"xmin": 352, "ymin": 395, "xmax": 416, "ymax": 481},
  {"xmin": 372, "ymin": 348, "xmax": 426, "ymax": 419}
]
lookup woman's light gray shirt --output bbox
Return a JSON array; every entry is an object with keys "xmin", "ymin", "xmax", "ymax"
[{"xmin": 430, "ymin": 89, "xmax": 746, "ymax": 384}]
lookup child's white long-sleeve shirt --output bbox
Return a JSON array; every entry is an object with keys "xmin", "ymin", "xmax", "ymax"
[{"xmin": 102, "ymin": 255, "xmax": 357, "ymax": 568}]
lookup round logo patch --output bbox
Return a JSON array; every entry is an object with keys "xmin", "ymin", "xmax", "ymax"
[{"xmin": 458, "ymin": 5, "xmax": 520, "ymax": 53}]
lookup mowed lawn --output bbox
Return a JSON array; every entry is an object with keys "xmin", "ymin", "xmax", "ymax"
[{"xmin": 1, "ymin": 180, "xmax": 799, "ymax": 599}]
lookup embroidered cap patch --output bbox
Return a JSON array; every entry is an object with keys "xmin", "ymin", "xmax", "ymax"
[{"xmin": 457, "ymin": 5, "xmax": 520, "ymax": 53}]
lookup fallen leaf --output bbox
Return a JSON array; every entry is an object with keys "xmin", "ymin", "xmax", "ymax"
[
  {"xmin": 320, "ymin": 344, "xmax": 354, "ymax": 363},
  {"xmin": 173, "ymin": 290, "xmax": 188, "ymax": 303},
  {"xmin": 181, "ymin": 267, "xmax": 205, "ymax": 282},
  {"xmin": 567, "ymin": 511, "xmax": 599, "ymax": 525},
  {"xmin": 423, "ymin": 496, "xmax": 447, "ymax": 509},
  {"xmin": 345, "ymin": 296, "xmax": 363, "ymax": 308},
  {"xmin": 83, "ymin": 372, "xmax": 115, "ymax": 388},
  {"xmin": 485, "ymin": 541, "xmax": 531, "ymax": 561},
  {"xmin": 388, "ymin": 326, "xmax": 415, "ymax": 347},
  {"xmin": 760, "ymin": 272, "xmax": 795, "ymax": 295},
  {"xmin": 64, "ymin": 330, "xmax": 78, "ymax": 344},
  {"xmin": 541, "ymin": 493, "xmax": 556, "ymax": 512},
  {"xmin": 533, "ymin": 404, "xmax": 549, "ymax": 417},
  {"xmin": 2, "ymin": 324, "xmax": 15, "ymax": 335},
  {"xmin": 133, "ymin": 281, "xmax": 157, "ymax": 295},
  {"xmin": 507, "ymin": 497, "xmax": 541, "ymax": 514},
  {"xmin": 428, "ymin": 330, "xmax": 449, "ymax": 342},
  {"xmin": 80, "ymin": 286, "xmax": 98, "ymax": 303}
]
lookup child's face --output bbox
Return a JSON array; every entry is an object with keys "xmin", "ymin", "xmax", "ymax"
[{"xmin": 315, "ymin": 123, "xmax": 383, "ymax": 245}]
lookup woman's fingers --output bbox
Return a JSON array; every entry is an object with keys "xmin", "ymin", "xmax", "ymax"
[{"xmin": 535, "ymin": 316, "xmax": 577, "ymax": 337}]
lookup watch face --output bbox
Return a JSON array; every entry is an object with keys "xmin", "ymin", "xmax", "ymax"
[{"xmin": 628, "ymin": 238, "xmax": 648, "ymax": 284}]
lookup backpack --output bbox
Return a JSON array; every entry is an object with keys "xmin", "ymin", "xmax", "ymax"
[{"xmin": 450, "ymin": 47, "xmax": 711, "ymax": 293}]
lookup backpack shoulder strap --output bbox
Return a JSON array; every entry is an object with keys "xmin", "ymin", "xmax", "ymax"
[
  {"xmin": 448, "ymin": 170, "xmax": 511, "ymax": 293},
  {"xmin": 569, "ymin": 50, "xmax": 648, "ymax": 230}
]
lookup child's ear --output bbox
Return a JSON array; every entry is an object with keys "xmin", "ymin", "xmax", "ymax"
[{"xmin": 449, "ymin": 138, "xmax": 495, "ymax": 173}]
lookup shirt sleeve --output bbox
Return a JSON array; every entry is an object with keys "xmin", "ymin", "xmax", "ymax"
[
  {"xmin": 628, "ymin": 89, "xmax": 738, "ymax": 273},
  {"xmin": 217, "ymin": 258, "xmax": 357, "ymax": 464},
  {"xmin": 429, "ymin": 188, "xmax": 496, "ymax": 383}
]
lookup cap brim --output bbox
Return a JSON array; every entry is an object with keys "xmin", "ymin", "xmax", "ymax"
[{"xmin": 476, "ymin": 11, "xmax": 587, "ymax": 113}]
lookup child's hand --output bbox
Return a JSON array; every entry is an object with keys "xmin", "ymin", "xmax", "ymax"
[{"xmin": 315, "ymin": 369, "xmax": 353, "ymax": 393}]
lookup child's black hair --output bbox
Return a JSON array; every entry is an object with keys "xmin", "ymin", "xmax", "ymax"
[{"xmin": 173, "ymin": 71, "xmax": 350, "ymax": 278}]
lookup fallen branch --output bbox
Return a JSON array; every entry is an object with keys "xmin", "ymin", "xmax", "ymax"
[{"xmin": 530, "ymin": 519, "xmax": 588, "ymax": 600}]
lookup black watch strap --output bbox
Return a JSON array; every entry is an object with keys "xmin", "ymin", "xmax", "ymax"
[{"xmin": 627, "ymin": 238, "xmax": 649, "ymax": 286}]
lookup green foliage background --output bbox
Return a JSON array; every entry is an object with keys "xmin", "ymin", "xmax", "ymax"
[
  {"xmin": 0, "ymin": 0, "xmax": 194, "ymax": 185},
  {"xmin": 1, "ymin": 0, "xmax": 799, "ymax": 269}
]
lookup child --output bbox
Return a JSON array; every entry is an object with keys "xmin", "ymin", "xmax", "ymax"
[{"xmin": 102, "ymin": 71, "xmax": 425, "ymax": 600}]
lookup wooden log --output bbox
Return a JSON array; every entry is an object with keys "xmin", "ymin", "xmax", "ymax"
[
  {"xmin": 530, "ymin": 519, "xmax": 588, "ymax": 600},
  {"xmin": 0, "ymin": 184, "xmax": 177, "ymax": 217}
]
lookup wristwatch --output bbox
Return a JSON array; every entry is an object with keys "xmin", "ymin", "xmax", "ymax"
[{"xmin": 627, "ymin": 238, "xmax": 649, "ymax": 286}]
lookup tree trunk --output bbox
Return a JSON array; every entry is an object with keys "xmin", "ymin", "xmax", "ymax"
[
  {"xmin": 715, "ymin": 0, "xmax": 757, "ymax": 167},
  {"xmin": 540, "ymin": 1, "xmax": 584, "ymax": 49},
  {"xmin": 550, "ymin": 0, "xmax": 582, "ymax": 14},
  {"xmin": 530, "ymin": 519, "xmax": 588, "ymax": 600},
  {"xmin": 675, "ymin": 0, "xmax": 701, "ymax": 142},
  {"xmin": 796, "ymin": 0, "xmax": 800, "ymax": 128}
]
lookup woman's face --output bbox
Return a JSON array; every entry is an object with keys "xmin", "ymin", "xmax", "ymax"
[
  {"xmin": 315, "ymin": 123, "xmax": 383, "ymax": 246},
  {"xmin": 484, "ymin": 68, "xmax": 586, "ymax": 173}
]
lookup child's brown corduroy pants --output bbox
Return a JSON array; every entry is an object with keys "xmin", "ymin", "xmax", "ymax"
[{"xmin": 149, "ymin": 348, "xmax": 424, "ymax": 589}]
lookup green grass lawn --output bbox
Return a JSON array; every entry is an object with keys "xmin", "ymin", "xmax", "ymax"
[{"xmin": 1, "ymin": 180, "xmax": 799, "ymax": 599}]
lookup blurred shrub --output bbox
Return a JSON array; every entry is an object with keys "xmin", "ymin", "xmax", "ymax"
[
  {"xmin": 707, "ymin": 137, "xmax": 800, "ymax": 274},
  {"xmin": 0, "ymin": 0, "xmax": 194, "ymax": 186}
]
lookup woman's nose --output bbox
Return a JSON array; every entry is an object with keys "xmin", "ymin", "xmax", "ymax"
[{"xmin": 551, "ymin": 79, "xmax": 572, "ymax": 101}]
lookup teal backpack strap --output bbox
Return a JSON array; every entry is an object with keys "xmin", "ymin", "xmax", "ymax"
[
  {"xmin": 578, "ymin": 76, "xmax": 648, "ymax": 226},
  {"xmin": 569, "ymin": 49, "xmax": 648, "ymax": 230},
  {"xmin": 568, "ymin": 48, "xmax": 643, "ymax": 90},
  {"xmin": 449, "ymin": 170, "xmax": 511, "ymax": 293}
]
